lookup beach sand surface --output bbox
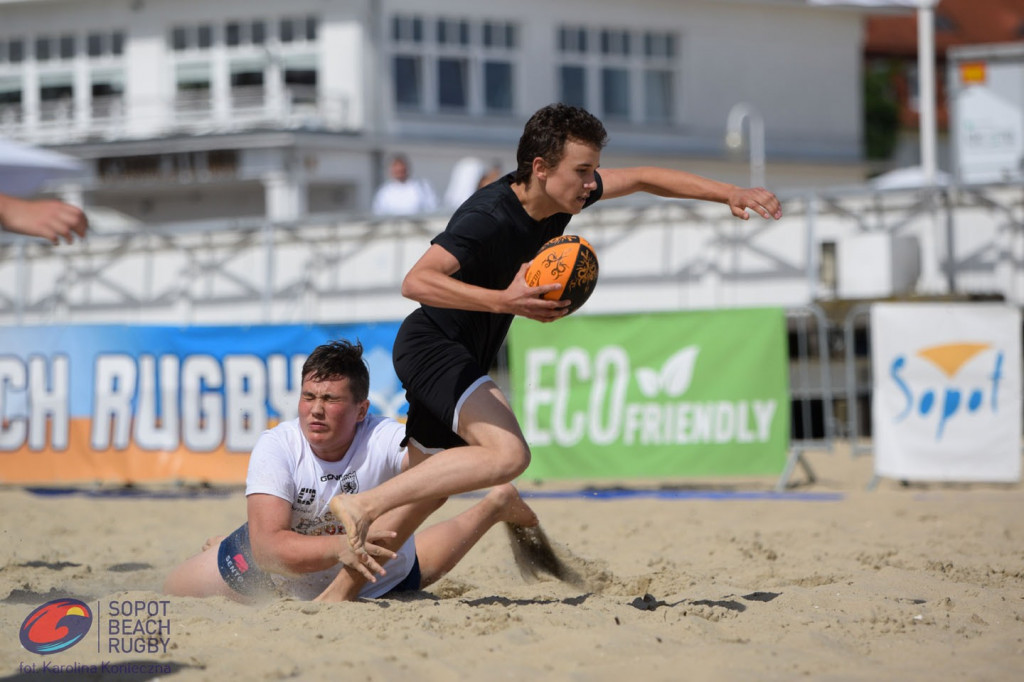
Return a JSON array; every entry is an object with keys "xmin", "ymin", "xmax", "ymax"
[{"xmin": 1, "ymin": 445, "xmax": 1022, "ymax": 681}]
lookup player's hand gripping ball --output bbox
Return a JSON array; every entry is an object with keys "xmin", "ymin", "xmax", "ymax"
[{"xmin": 525, "ymin": 235, "xmax": 599, "ymax": 315}]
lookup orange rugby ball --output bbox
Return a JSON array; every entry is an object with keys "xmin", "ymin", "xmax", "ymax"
[{"xmin": 524, "ymin": 235, "xmax": 599, "ymax": 315}]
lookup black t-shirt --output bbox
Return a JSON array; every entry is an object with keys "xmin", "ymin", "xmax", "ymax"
[{"xmin": 414, "ymin": 171, "xmax": 604, "ymax": 370}]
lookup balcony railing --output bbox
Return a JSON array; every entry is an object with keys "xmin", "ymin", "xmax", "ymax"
[{"xmin": 0, "ymin": 87, "xmax": 352, "ymax": 144}]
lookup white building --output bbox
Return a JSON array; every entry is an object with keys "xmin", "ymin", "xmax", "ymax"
[{"xmin": 0, "ymin": 0, "xmax": 869, "ymax": 224}]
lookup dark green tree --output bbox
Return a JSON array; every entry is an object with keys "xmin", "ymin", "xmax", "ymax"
[{"xmin": 864, "ymin": 61, "xmax": 901, "ymax": 160}]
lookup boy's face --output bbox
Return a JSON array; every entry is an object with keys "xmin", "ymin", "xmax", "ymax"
[
  {"xmin": 537, "ymin": 139, "xmax": 601, "ymax": 215},
  {"xmin": 298, "ymin": 374, "xmax": 369, "ymax": 461}
]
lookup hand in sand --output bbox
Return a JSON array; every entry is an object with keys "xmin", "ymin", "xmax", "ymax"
[{"xmin": 201, "ymin": 535, "xmax": 226, "ymax": 552}]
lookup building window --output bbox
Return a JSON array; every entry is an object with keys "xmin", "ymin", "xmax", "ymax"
[
  {"xmin": 9, "ymin": 39, "xmax": 24, "ymax": 63},
  {"xmin": 87, "ymin": 33, "xmax": 104, "ymax": 57},
  {"xmin": 0, "ymin": 80, "xmax": 24, "ymax": 126},
  {"xmin": 230, "ymin": 68, "xmax": 264, "ymax": 88},
  {"xmin": 91, "ymin": 74, "xmax": 125, "ymax": 119},
  {"xmin": 251, "ymin": 21, "xmax": 266, "ymax": 45},
  {"xmin": 285, "ymin": 66, "xmax": 317, "ymax": 104},
  {"xmin": 600, "ymin": 29, "xmax": 631, "ymax": 56},
  {"xmin": 280, "ymin": 19, "xmax": 294, "ymax": 43},
  {"xmin": 59, "ymin": 35, "xmax": 76, "ymax": 60},
  {"xmin": 601, "ymin": 67, "xmax": 630, "ymax": 119},
  {"xmin": 392, "ymin": 15, "xmax": 424, "ymax": 43},
  {"xmin": 197, "ymin": 25, "xmax": 213, "ymax": 49},
  {"xmin": 557, "ymin": 25, "xmax": 678, "ymax": 125},
  {"xmin": 559, "ymin": 27, "xmax": 587, "ymax": 54},
  {"xmin": 389, "ymin": 13, "xmax": 518, "ymax": 116},
  {"xmin": 171, "ymin": 25, "xmax": 216, "ymax": 52},
  {"xmin": 485, "ymin": 61, "xmax": 513, "ymax": 112},
  {"xmin": 645, "ymin": 32, "xmax": 675, "ymax": 59},
  {"xmin": 484, "ymin": 22, "xmax": 516, "ymax": 49},
  {"xmin": 560, "ymin": 65, "xmax": 586, "ymax": 109},
  {"xmin": 437, "ymin": 18, "xmax": 470, "ymax": 46},
  {"xmin": 481, "ymin": 21, "xmax": 515, "ymax": 114},
  {"xmin": 40, "ymin": 81, "xmax": 73, "ymax": 122},
  {"xmin": 644, "ymin": 69, "xmax": 673, "ymax": 123},
  {"xmin": 86, "ymin": 31, "xmax": 125, "ymax": 58},
  {"xmin": 175, "ymin": 64, "xmax": 212, "ymax": 112},
  {"xmin": 393, "ymin": 54, "xmax": 422, "ymax": 108},
  {"xmin": 438, "ymin": 58, "xmax": 468, "ymax": 110},
  {"xmin": 0, "ymin": 80, "xmax": 22, "ymax": 112},
  {"xmin": 226, "ymin": 22, "xmax": 242, "ymax": 47},
  {"xmin": 279, "ymin": 16, "xmax": 318, "ymax": 44},
  {"xmin": 35, "ymin": 37, "xmax": 51, "ymax": 62},
  {"xmin": 171, "ymin": 27, "xmax": 190, "ymax": 51}
]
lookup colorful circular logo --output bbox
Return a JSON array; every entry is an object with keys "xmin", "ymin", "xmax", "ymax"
[{"xmin": 19, "ymin": 598, "xmax": 93, "ymax": 655}]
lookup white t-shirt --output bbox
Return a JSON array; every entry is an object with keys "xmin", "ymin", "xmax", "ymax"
[
  {"xmin": 371, "ymin": 178, "xmax": 439, "ymax": 216},
  {"xmin": 245, "ymin": 415, "xmax": 416, "ymax": 599}
]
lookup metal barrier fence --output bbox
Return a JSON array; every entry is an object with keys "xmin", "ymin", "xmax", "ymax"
[
  {"xmin": 778, "ymin": 304, "xmax": 837, "ymax": 490},
  {"xmin": 3, "ymin": 182, "xmax": 1024, "ymax": 327},
  {"xmin": 843, "ymin": 303, "xmax": 874, "ymax": 459}
]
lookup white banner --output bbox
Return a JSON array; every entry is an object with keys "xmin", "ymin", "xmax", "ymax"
[{"xmin": 871, "ymin": 303, "xmax": 1021, "ymax": 482}]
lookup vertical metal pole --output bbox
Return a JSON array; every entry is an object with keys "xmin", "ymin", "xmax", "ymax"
[
  {"xmin": 917, "ymin": 6, "xmax": 937, "ymax": 185},
  {"xmin": 15, "ymin": 240, "xmax": 25, "ymax": 325},
  {"xmin": 262, "ymin": 220, "xmax": 274, "ymax": 322}
]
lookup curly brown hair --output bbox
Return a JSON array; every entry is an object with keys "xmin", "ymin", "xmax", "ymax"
[{"xmin": 514, "ymin": 104, "xmax": 608, "ymax": 187}]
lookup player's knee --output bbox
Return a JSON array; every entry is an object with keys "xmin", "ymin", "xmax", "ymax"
[{"xmin": 491, "ymin": 440, "xmax": 530, "ymax": 482}]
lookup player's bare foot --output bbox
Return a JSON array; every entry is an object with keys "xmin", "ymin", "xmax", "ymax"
[
  {"xmin": 202, "ymin": 535, "xmax": 226, "ymax": 552},
  {"xmin": 486, "ymin": 484, "xmax": 539, "ymax": 528},
  {"xmin": 329, "ymin": 494, "xmax": 373, "ymax": 554}
]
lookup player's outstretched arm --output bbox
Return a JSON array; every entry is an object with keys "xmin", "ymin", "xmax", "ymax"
[
  {"xmin": 598, "ymin": 166, "xmax": 782, "ymax": 221},
  {"xmin": 0, "ymin": 194, "xmax": 89, "ymax": 244}
]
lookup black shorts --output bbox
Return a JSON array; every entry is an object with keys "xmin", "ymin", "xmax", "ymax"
[
  {"xmin": 393, "ymin": 312, "xmax": 489, "ymax": 451},
  {"xmin": 217, "ymin": 523, "xmax": 422, "ymax": 598}
]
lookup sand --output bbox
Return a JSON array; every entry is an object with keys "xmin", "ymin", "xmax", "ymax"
[{"xmin": 1, "ymin": 445, "xmax": 1022, "ymax": 681}]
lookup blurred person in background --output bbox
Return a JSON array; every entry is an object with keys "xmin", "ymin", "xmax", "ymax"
[
  {"xmin": 444, "ymin": 158, "xmax": 506, "ymax": 211},
  {"xmin": 372, "ymin": 154, "xmax": 439, "ymax": 216}
]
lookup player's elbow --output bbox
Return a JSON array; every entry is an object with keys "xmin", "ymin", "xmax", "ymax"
[
  {"xmin": 400, "ymin": 274, "xmax": 418, "ymax": 301},
  {"xmin": 249, "ymin": 542, "xmax": 275, "ymax": 573},
  {"xmin": 401, "ymin": 271, "xmax": 431, "ymax": 302}
]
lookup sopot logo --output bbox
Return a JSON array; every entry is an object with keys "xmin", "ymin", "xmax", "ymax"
[
  {"xmin": 19, "ymin": 598, "xmax": 93, "ymax": 655},
  {"xmin": 889, "ymin": 341, "xmax": 1005, "ymax": 439}
]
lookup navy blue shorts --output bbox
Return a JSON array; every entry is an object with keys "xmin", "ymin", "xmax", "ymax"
[
  {"xmin": 217, "ymin": 523, "xmax": 422, "ymax": 598},
  {"xmin": 217, "ymin": 523, "xmax": 275, "ymax": 597}
]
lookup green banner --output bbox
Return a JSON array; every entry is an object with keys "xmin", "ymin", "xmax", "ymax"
[{"xmin": 508, "ymin": 308, "xmax": 790, "ymax": 479}]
